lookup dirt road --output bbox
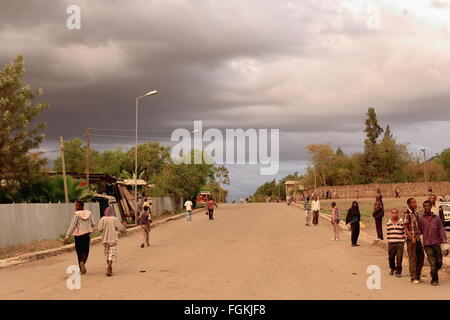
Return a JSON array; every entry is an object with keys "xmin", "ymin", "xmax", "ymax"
[{"xmin": 0, "ymin": 203, "xmax": 448, "ymax": 299}]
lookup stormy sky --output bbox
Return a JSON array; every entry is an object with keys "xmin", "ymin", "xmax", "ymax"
[{"xmin": 2, "ymin": 0, "xmax": 450, "ymax": 200}]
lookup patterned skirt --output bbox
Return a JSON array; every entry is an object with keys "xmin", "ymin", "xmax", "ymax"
[{"xmin": 104, "ymin": 243, "xmax": 117, "ymax": 262}]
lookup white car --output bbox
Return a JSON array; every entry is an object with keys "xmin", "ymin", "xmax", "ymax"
[{"xmin": 439, "ymin": 202, "xmax": 450, "ymax": 227}]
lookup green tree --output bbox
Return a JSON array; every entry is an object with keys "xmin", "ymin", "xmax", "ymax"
[
  {"xmin": 54, "ymin": 138, "xmax": 101, "ymax": 173},
  {"xmin": 0, "ymin": 55, "xmax": 49, "ymax": 200},
  {"xmin": 98, "ymin": 149, "xmax": 127, "ymax": 177},
  {"xmin": 215, "ymin": 166, "xmax": 230, "ymax": 203},
  {"xmin": 435, "ymin": 148, "xmax": 450, "ymax": 179},
  {"xmin": 122, "ymin": 142, "xmax": 170, "ymax": 183},
  {"xmin": 362, "ymin": 107, "xmax": 384, "ymax": 182}
]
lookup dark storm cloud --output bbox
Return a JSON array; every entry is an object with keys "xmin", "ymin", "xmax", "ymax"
[{"xmin": 2, "ymin": 0, "xmax": 450, "ymax": 199}]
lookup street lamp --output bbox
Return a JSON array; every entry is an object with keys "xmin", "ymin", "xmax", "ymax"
[{"xmin": 135, "ymin": 90, "xmax": 158, "ymax": 224}]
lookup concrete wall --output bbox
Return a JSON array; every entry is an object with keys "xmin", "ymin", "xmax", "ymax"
[
  {"xmin": 304, "ymin": 181, "xmax": 450, "ymax": 199},
  {"xmin": 151, "ymin": 196, "xmax": 183, "ymax": 217},
  {"xmin": 0, "ymin": 203, "xmax": 100, "ymax": 248}
]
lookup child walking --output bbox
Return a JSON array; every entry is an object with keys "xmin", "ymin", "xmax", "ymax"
[
  {"xmin": 331, "ymin": 202, "xmax": 340, "ymax": 240},
  {"xmin": 97, "ymin": 207, "xmax": 126, "ymax": 276},
  {"xmin": 64, "ymin": 200, "xmax": 95, "ymax": 275},
  {"xmin": 138, "ymin": 206, "xmax": 152, "ymax": 248},
  {"xmin": 386, "ymin": 208, "xmax": 405, "ymax": 277},
  {"xmin": 304, "ymin": 197, "xmax": 312, "ymax": 226}
]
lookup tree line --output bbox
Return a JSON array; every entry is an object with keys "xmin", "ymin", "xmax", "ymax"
[{"xmin": 253, "ymin": 108, "xmax": 450, "ymax": 199}]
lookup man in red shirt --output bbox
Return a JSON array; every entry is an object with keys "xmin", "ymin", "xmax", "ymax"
[{"xmin": 207, "ymin": 198, "xmax": 219, "ymax": 220}]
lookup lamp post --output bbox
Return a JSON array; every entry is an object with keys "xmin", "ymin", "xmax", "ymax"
[
  {"xmin": 135, "ymin": 90, "xmax": 158, "ymax": 223},
  {"xmin": 421, "ymin": 148, "xmax": 427, "ymax": 183}
]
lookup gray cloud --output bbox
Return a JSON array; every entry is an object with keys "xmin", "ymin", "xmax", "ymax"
[{"xmin": 2, "ymin": 0, "xmax": 450, "ymax": 199}]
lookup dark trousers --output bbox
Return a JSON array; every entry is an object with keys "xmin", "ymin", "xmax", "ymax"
[
  {"xmin": 406, "ymin": 239, "xmax": 425, "ymax": 281},
  {"xmin": 74, "ymin": 233, "xmax": 91, "ymax": 266},
  {"xmin": 424, "ymin": 244, "xmax": 443, "ymax": 282},
  {"xmin": 208, "ymin": 209, "xmax": 214, "ymax": 220},
  {"xmin": 375, "ymin": 218, "xmax": 383, "ymax": 240},
  {"xmin": 388, "ymin": 242, "xmax": 404, "ymax": 274},
  {"xmin": 351, "ymin": 222, "xmax": 360, "ymax": 245},
  {"xmin": 312, "ymin": 211, "xmax": 319, "ymax": 225}
]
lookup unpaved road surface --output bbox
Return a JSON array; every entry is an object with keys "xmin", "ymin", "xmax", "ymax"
[{"xmin": 0, "ymin": 203, "xmax": 449, "ymax": 299}]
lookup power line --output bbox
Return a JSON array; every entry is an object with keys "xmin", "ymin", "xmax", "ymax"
[
  {"xmin": 90, "ymin": 128, "xmax": 171, "ymax": 133},
  {"xmin": 90, "ymin": 134, "xmax": 169, "ymax": 139}
]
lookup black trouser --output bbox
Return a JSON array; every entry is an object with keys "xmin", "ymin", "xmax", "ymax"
[
  {"xmin": 388, "ymin": 242, "xmax": 404, "ymax": 274},
  {"xmin": 375, "ymin": 218, "xmax": 383, "ymax": 240},
  {"xmin": 406, "ymin": 239, "xmax": 425, "ymax": 281},
  {"xmin": 424, "ymin": 244, "xmax": 443, "ymax": 282},
  {"xmin": 74, "ymin": 233, "xmax": 91, "ymax": 266},
  {"xmin": 351, "ymin": 222, "xmax": 360, "ymax": 245},
  {"xmin": 208, "ymin": 209, "xmax": 214, "ymax": 220}
]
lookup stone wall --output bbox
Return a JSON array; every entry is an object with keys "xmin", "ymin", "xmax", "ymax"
[{"xmin": 305, "ymin": 181, "xmax": 450, "ymax": 199}]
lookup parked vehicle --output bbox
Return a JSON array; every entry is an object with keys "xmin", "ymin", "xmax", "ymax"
[
  {"xmin": 196, "ymin": 191, "xmax": 212, "ymax": 208},
  {"xmin": 440, "ymin": 202, "xmax": 450, "ymax": 227}
]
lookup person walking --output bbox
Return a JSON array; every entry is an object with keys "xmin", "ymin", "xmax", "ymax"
[
  {"xmin": 64, "ymin": 200, "xmax": 95, "ymax": 275},
  {"xmin": 138, "ymin": 206, "xmax": 152, "ymax": 248},
  {"xmin": 386, "ymin": 208, "xmax": 405, "ymax": 277},
  {"xmin": 419, "ymin": 200, "xmax": 448, "ymax": 286},
  {"xmin": 395, "ymin": 187, "xmax": 400, "ymax": 199},
  {"xmin": 311, "ymin": 195, "xmax": 320, "ymax": 226},
  {"xmin": 207, "ymin": 198, "xmax": 218, "ymax": 220},
  {"xmin": 345, "ymin": 201, "xmax": 361, "ymax": 247},
  {"xmin": 403, "ymin": 198, "xmax": 425, "ymax": 284},
  {"xmin": 304, "ymin": 196, "xmax": 312, "ymax": 226},
  {"xmin": 372, "ymin": 201, "xmax": 384, "ymax": 240},
  {"xmin": 184, "ymin": 198, "xmax": 193, "ymax": 221},
  {"xmin": 429, "ymin": 194, "xmax": 445, "ymax": 227},
  {"xmin": 97, "ymin": 207, "xmax": 126, "ymax": 276},
  {"xmin": 331, "ymin": 202, "xmax": 340, "ymax": 240}
]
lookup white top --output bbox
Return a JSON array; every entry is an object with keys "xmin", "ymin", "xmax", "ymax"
[
  {"xmin": 311, "ymin": 200, "xmax": 320, "ymax": 211},
  {"xmin": 184, "ymin": 200, "xmax": 193, "ymax": 211}
]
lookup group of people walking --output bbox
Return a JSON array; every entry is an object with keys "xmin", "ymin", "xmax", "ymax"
[
  {"xmin": 64, "ymin": 200, "xmax": 128, "ymax": 277},
  {"xmin": 302, "ymin": 191, "xmax": 449, "ymax": 286}
]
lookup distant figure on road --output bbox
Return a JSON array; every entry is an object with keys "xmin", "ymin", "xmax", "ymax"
[
  {"xmin": 304, "ymin": 197, "xmax": 312, "ymax": 226},
  {"xmin": 184, "ymin": 198, "xmax": 193, "ymax": 221},
  {"xmin": 386, "ymin": 208, "xmax": 405, "ymax": 277},
  {"xmin": 97, "ymin": 206, "xmax": 126, "ymax": 276},
  {"xmin": 395, "ymin": 187, "xmax": 400, "ymax": 199},
  {"xmin": 429, "ymin": 194, "xmax": 445, "ymax": 227},
  {"xmin": 419, "ymin": 200, "xmax": 448, "ymax": 286},
  {"xmin": 331, "ymin": 202, "xmax": 340, "ymax": 241},
  {"xmin": 240, "ymin": 197, "xmax": 244, "ymax": 204},
  {"xmin": 372, "ymin": 201, "xmax": 384, "ymax": 240},
  {"xmin": 345, "ymin": 201, "xmax": 361, "ymax": 247},
  {"xmin": 356, "ymin": 190, "xmax": 359, "ymax": 200},
  {"xmin": 375, "ymin": 188, "xmax": 383, "ymax": 209},
  {"xmin": 64, "ymin": 200, "xmax": 95, "ymax": 275},
  {"xmin": 138, "ymin": 206, "xmax": 152, "ymax": 248},
  {"xmin": 207, "ymin": 198, "xmax": 218, "ymax": 220},
  {"xmin": 403, "ymin": 198, "xmax": 424, "ymax": 284},
  {"xmin": 311, "ymin": 195, "xmax": 320, "ymax": 226}
]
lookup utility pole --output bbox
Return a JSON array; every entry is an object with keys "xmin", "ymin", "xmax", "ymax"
[
  {"xmin": 60, "ymin": 136, "xmax": 69, "ymax": 203},
  {"xmin": 85, "ymin": 127, "xmax": 91, "ymax": 185},
  {"xmin": 314, "ymin": 165, "xmax": 317, "ymax": 194},
  {"xmin": 421, "ymin": 148, "xmax": 427, "ymax": 183}
]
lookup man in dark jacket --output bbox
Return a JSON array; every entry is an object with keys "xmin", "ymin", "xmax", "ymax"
[{"xmin": 373, "ymin": 202, "xmax": 384, "ymax": 240}]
